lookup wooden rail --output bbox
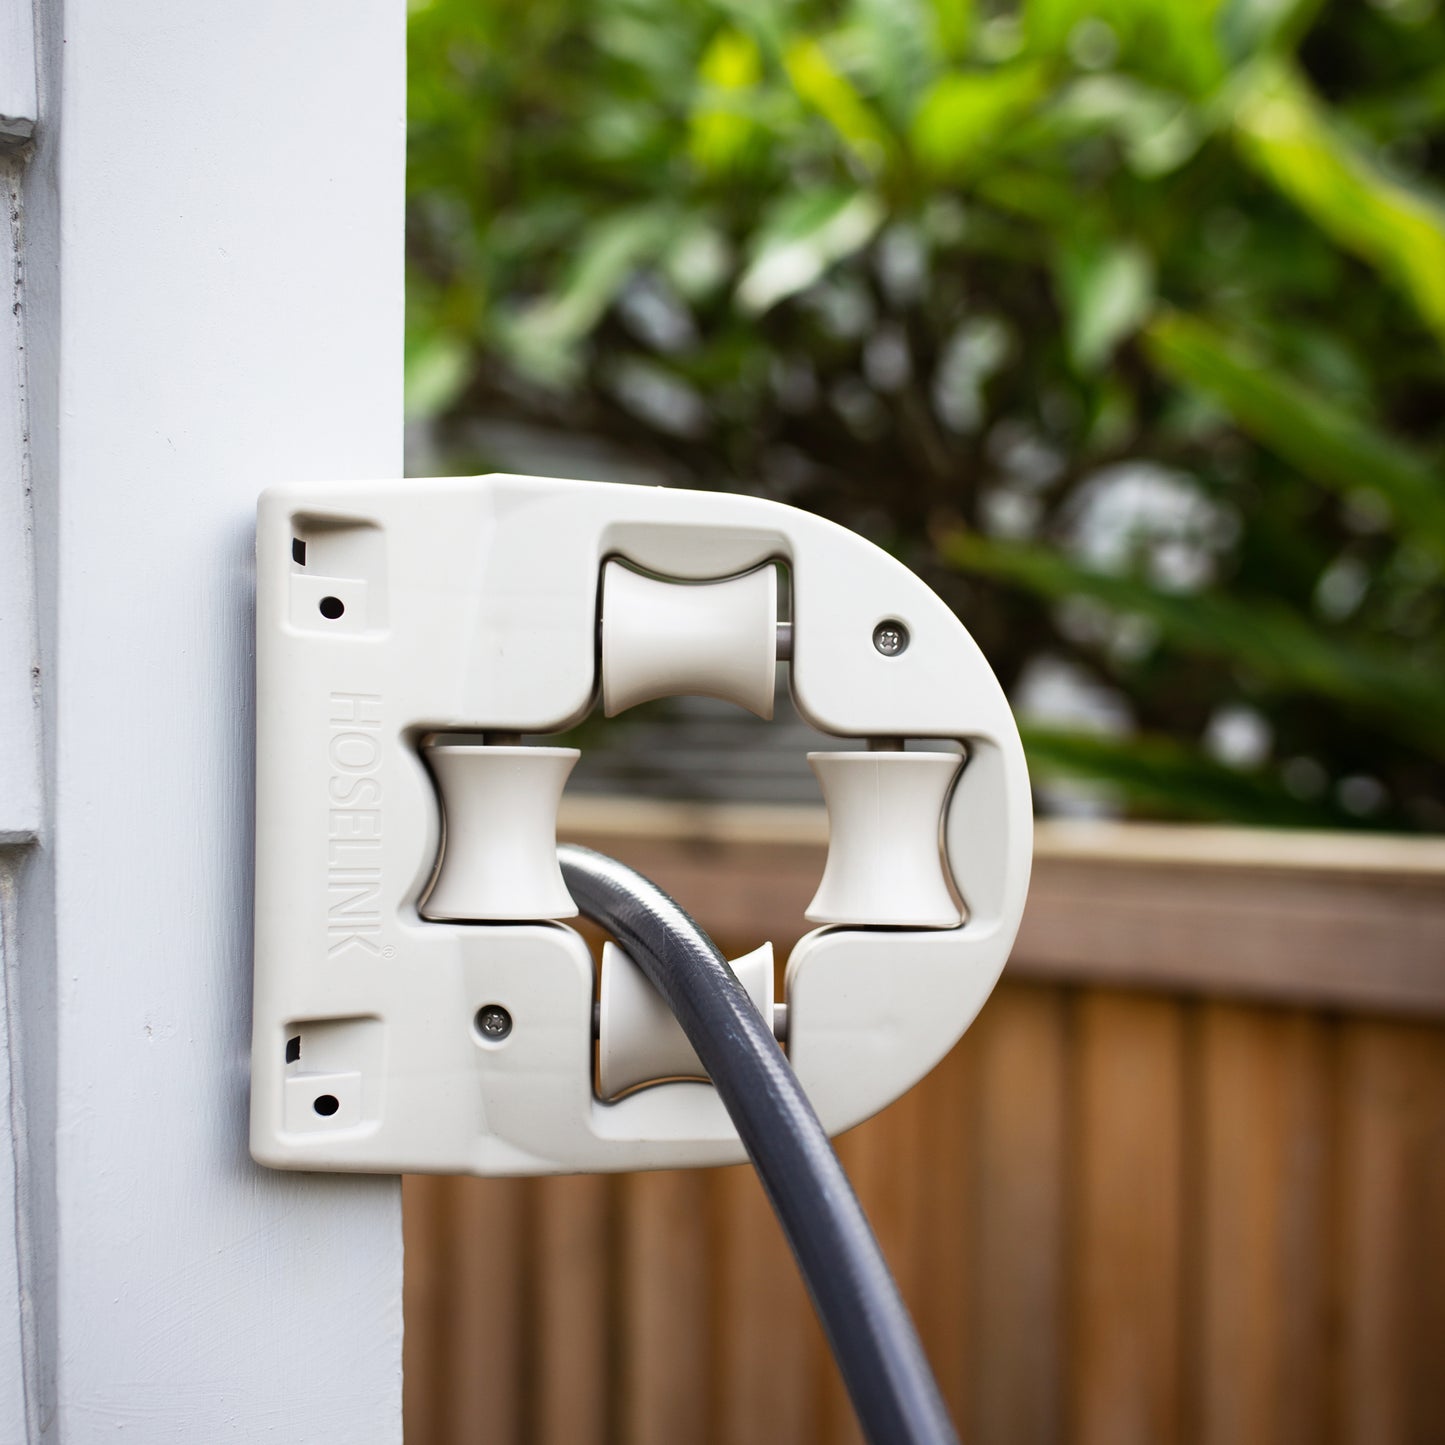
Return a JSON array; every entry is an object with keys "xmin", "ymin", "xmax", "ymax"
[
  {"xmin": 404, "ymin": 811, "xmax": 1445, "ymax": 1445},
  {"xmin": 555, "ymin": 800, "xmax": 1445, "ymax": 1016}
]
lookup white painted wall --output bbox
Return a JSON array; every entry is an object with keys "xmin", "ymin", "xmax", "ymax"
[
  {"xmin": 2, "ymin": 79, "xmax": 46, "ymax": 1443},
  {"xmin": 0, "ymin": 0, "xmax": 37, "ymax": 143},
  {"xmin": 10, "ymin": 1, "xmax": 408, "ymax": 1438}
]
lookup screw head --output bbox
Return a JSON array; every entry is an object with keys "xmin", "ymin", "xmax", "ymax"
[
  {"xmin": 475, "ymin": 1004, "xmax": 513, "ymax": 1042},
  {"xmin": 873, "ymin": 620, "xmax": 909, "ymax": 657}
]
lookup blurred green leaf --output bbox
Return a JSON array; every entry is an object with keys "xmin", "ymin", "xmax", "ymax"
[
  {"xmin": 1043, "ymin": 75, "xmax": 1208, "ymax": 176},
  {"xmin": 1056, "ymin": 239, "xmax": 1155, "ymax": 372},
  {"xmin": 910, "ymin": 63, "xmax": 1050, "ymax": 177},
  {"xmin": 1233, "ymin": 59, "xmax": 1445, "ymax": 345},
  {"xmin": 503, "ymin": 206, "xmax": 676, "ymax": 383},
  {"xmin": 404, "ymin": 332, "xmax": 471, "ymax": 421},
  {"xmin": 1023, "ymin": 0, "xmax": 1226, "ymax": 96},
  {"xmin": 662, "ymin": 221, "xmax": 734, "ymax": 301},
  {"xmin": 1145, "ymin": 310, "xmax": 1445, "ymax": 560},
  {"xmin": 832, "ymin": 0, "xmax": 939, "ymax": 129},
  {"xmin": 689, "ymin": 27, "xmax": 764, "ymax": 174},
  {"xmin": 735, "ymin": 188, "xmax": 885, "ymax": 313},
  {"xmin": 947, "ymin": 532, "xmax": 1445, "ymax": 757},
  {"xmin": 1217, "ymin": 0, "xmax": 1326, "ymax": 62},
  {"xmin": 929, "ymin": 0, "xmax": 974, "ymax": 63},
  {"xmin": 783, "ymin": 37, "xmax": 895, "ymax": 171}
]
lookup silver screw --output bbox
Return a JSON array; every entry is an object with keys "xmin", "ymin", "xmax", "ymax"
[
  {"xmin": 475, "ymin": 1004, "xmax": 513, "ymax": 1041},
  {"xmin": 873, "ymin": 620, "xmax": 909, "ymax": 656}
]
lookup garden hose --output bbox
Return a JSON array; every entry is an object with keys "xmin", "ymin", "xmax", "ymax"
[{"xmin": 558, "ymin": 844, "xmax": 959, "ymax": 1445}]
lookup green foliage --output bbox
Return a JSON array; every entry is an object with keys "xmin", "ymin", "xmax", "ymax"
[
  {"xmin": 947, "ymin": 531, "xmax": 1445, "ymax": 754},
  {"xmin": 1233, "ymin": 57, "xmax": 1445, "ymax": 343},
  {"xmin": 407, "ymin": 0, "xmax": 1445, "ymax": 830},
  {"xmin": 1143, "ymin": 310, "xmax": 1445, "ymax": 560}
]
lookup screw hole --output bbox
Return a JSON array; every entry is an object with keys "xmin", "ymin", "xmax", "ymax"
[
  {"xmin": 319, "ymin": 596, "xmax": 345, "ymax": 620},
  {"xmin": 313, "ymin": 1093, "xmax": 340, "ymax": 1117},
  {"xmin": 474, "ymin": 1004, "xmax": 513, "ymax": 1042}
]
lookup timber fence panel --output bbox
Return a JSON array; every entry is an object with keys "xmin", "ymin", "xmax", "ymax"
[{"xmin": 400, "ymin": 811, "xmax": 1445, "ymax": 1445}]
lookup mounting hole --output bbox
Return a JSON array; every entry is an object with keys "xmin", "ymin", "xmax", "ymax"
[
  {"xmin": 474, "ymin": 1004, "xmax": 513, "ymax": 1043},
  {"xmin": 319, "ymin": 596, "xmax": 345, "ymax": 620},
  {"xmin": 313, "ymin": 1093, "xmax": 340, "ymax": 1117},
  {"xmin": 872, "ymin": 619, "xmax": 909, "ymax": 657}
]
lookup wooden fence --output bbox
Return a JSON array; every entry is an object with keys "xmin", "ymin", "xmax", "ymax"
[{"xmin": 403, "ymin": 805, "xmax": 1445, "ymax": 1445}]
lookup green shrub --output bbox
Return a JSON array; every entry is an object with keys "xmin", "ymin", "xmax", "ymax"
[{"xmin": 408, "ymin": 0, "xmax": 1445, "ymax": 829}]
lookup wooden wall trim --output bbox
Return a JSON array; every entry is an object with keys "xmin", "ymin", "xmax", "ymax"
[{"xmin": 558, "ymin": 800, "xmax": 1445, "ymax": 1016}]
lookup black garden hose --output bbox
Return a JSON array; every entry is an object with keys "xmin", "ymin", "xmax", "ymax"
[{"xmin": 558, "ymin": 844, "xmax": 959, "ymax": 1445}]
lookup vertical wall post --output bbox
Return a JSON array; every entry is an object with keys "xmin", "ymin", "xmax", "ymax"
[{"xmin": 11, "ymin": 1, "xmax": 408, "ymax": 1438}]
